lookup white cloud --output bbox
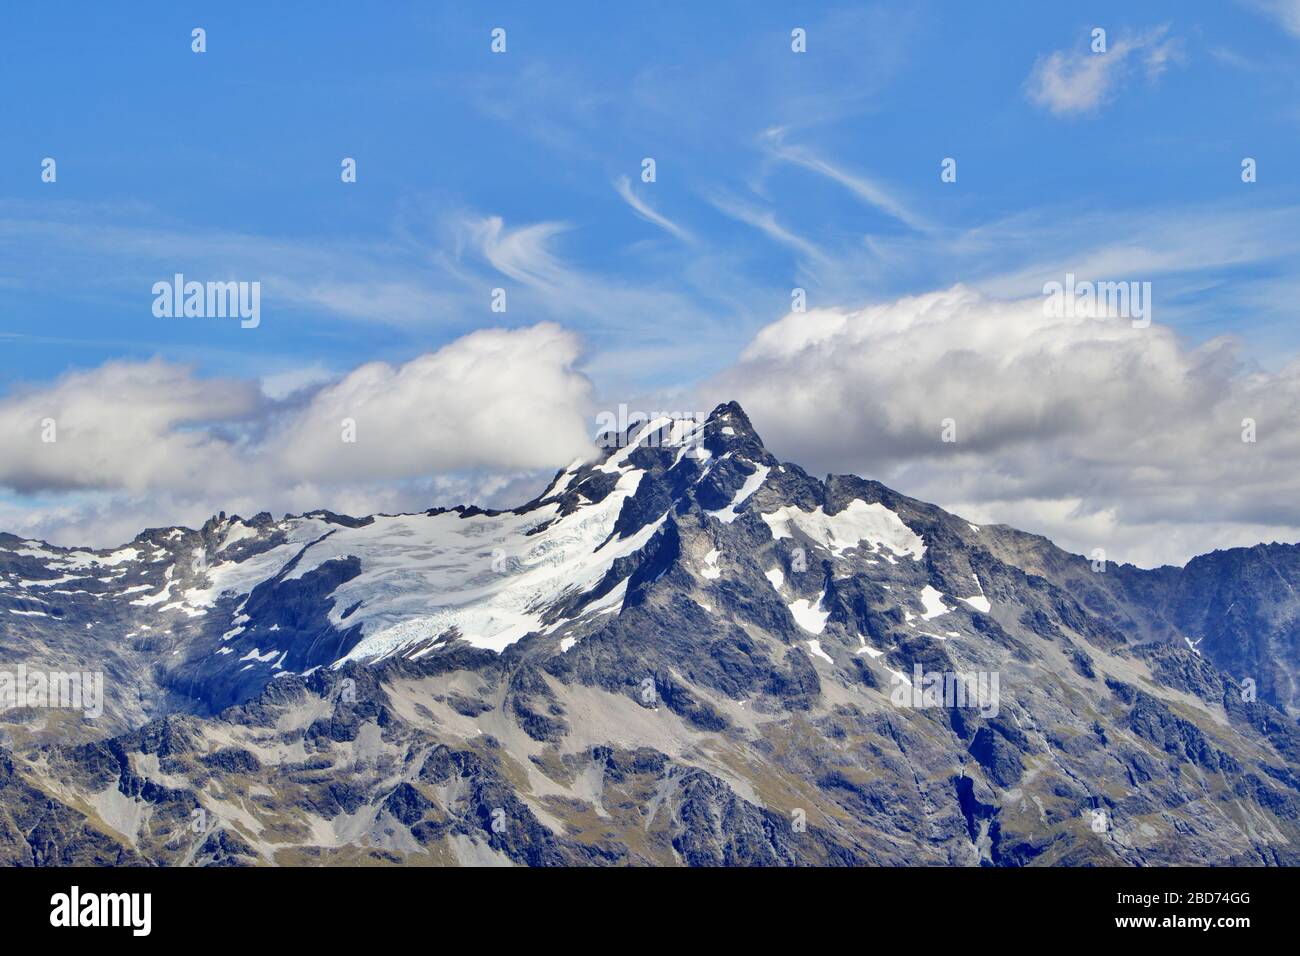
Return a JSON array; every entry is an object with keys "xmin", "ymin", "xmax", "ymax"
[
  {"xmin": 708, "ymin": 286, "xmax": 1300, "ymax": 566},
  {"xmin": 0, "ymin": 324, "xmax": 596, "ymax": 545},
  {"xmin": 0, "ymin": 358, "xmax": 261, "ymax": 495},
  {"xmin": 465, "ymin": 216, "xmax": 574, "ymax": 293},
  {"xmin": 457, "ymin": 214, "xmax": 728, "ymax": 357},
  {"xmin": 260, "ymin": 364, "xmax": 336, "ymax": 401},
  {"xmin": 7, "ymin": 290, "xmax": 1300, "ymax": 568},
  {"xmin": 708, "ymin": 193, "xmax": 827, "ymax": 264},
  {"xmin": 272, "ymin": 323, "xmax": 595, "ymax": 480},
  {"xmin": 0, "ymin": 474, "xmax": 551, "ymax": 555},
  {"xmin": 614, "ymin": 176, "xmax": 693, "ymax": 242},
  {"xmin": 760, "ymin": 129, "xmax": 927, "ymax": 232},
  {"xmin": 1026, "ymin": 27, "xmax": 1182, "ymax": 116},
  {"xmin": 0, "ymin": 198, "xmax": 472, "ymax": 328}
]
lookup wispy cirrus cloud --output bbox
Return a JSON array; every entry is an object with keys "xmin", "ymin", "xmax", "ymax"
[
  {"xmin": 1244, "ymin": 0, "xmax": 1300, "ymax": 37},
  {"xmin": 1025, "ymin": 26, "xmax": 1183, "ymax": 116},
  {"xmin": 961, "ymin": 202, "xmax": 1300, "ymax": 298},
  {"xmin": 707, "ymin": 192, "xmax": 827, "ymax": 265},
  {"xmin": 0, "ymin": 200, "xmax": 750, "ymax": 391},
  {"xmin": 614, "ymin": 176, "xmax": 693, "ymax": 243},
  {"xmin": 0, "ymin": 199, "xmax": 476, "ymax": 328},
  {"xmin": 454, "ymin": 214, "xmax": 754, "ymax": 389},
  {"xmin": 463, "ymin": 216, "xmax": 574, "ymax": 293},
  {"xmin": 760, "ymin": 128, "xmax": 928, "ymax": 233}
]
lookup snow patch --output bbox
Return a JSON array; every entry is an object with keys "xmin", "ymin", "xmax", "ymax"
[
  {"xmin": 856, "ymin": 635, "xmax": 884, "ymax": 659},
  {"xmin": 701, "ymin": 548, "xmax": 722, "ymax": 580},
  {"xmin": 807, "ymin": 640, "xmax": 834, "ymax": 664},
  {"xmin": 761, "ymin": 499, "xmax": 924, "ymax": 561},
  {"xmin": 788, "ymin": 592, "xmax": 829, "ymax": 634},
  {"xmin": 959, "ymin": 574, "xmax": 990, "ymax": 612},
  {"xmin": 218, "ymin": 520, "xmax": 261, "ymax": 553},
  {"xmin": 919, "ymin": 585, "xmax": 951, "ymax": 620},
  {"xmin": 238, "ymin": 648, "xmax": 279, "ymax": 664},
  {"xmin": 707, "ymin": 465, "xmax": 770, "ymax": 524}
]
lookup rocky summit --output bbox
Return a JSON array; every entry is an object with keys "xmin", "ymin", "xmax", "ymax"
[{"xmin": 1, "ymin": 402, "xmax": 1297, "ymax": 866}]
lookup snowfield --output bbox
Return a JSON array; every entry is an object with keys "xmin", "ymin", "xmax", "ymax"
[{"xmin": 760, "ymin": 499, "xmax": 925, "ymax": 561}]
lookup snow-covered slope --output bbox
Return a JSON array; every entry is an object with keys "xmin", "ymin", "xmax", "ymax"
[{"xmin": 0, "ymin": 405, "xmax": 797, "ymax": 719}]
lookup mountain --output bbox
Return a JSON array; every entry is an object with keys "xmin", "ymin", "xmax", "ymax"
[{"xmin": 1, "ymin": 402, "xmax": 1298, "ymax": 866}]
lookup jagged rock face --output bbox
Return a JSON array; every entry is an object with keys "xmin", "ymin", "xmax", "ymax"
[{"xmin": 1, "ymin": 401, "xmax": 1298, "ymax": 866}]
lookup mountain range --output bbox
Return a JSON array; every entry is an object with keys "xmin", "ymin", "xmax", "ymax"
[{"xmin": 1, "ymin": 402, "xmax": 1297, "ymax": 866}]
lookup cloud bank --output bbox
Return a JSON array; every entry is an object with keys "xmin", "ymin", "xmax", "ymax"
[
  {"xmin": 4, "ymin": 295, "xmax": 1298, "ymax": 568},
  {"xmin": 0, "ymin": 323, "xmax": 596, "ymax": 546},
  {"xmin": 709, "ymin": 286, "xmax": 1300, "ymax": 566}
]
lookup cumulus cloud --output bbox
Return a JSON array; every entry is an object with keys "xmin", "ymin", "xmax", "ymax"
[
  {"xmin": 271, "ymin": 323, "xmax": 596, "ymax": 480},
  {"xmin": 709, "ymin": 286, "xmax": 1300, "ymax": 566},
  {"xmin": 1026, "ymin": 26, "xmax": 1182, "ymax": 116},
  {"xmin": 0, "ymin": 323, "xmax": 596, "ymax": 545},
  {"xmin": 0, "ymin": 359, "xmax": 261, "ymax": 495},
  {"xmin": 7, "ymin": 296, "xmax": 1299, "ymax": 568}
]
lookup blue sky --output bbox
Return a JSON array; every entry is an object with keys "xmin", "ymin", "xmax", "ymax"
[
  {"xmin": 3, "ymin": 1, "xmax": 1297, "ymax": 384},
  {"xmin": 2, "ymin": 1, "xmax": 1299, "ymax": 564}
]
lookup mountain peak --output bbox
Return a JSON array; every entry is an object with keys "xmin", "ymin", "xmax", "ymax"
[
  {"xmin": 706, "ymin": 399, "xmax": 756, "ymax": 431},
  {"xmin": 590, "ymin": 399, "xmax": 763, "ymax": 457},
  {"xmin": 703, "ymin": 400, "xmax": 765, "ymax": 449}
]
